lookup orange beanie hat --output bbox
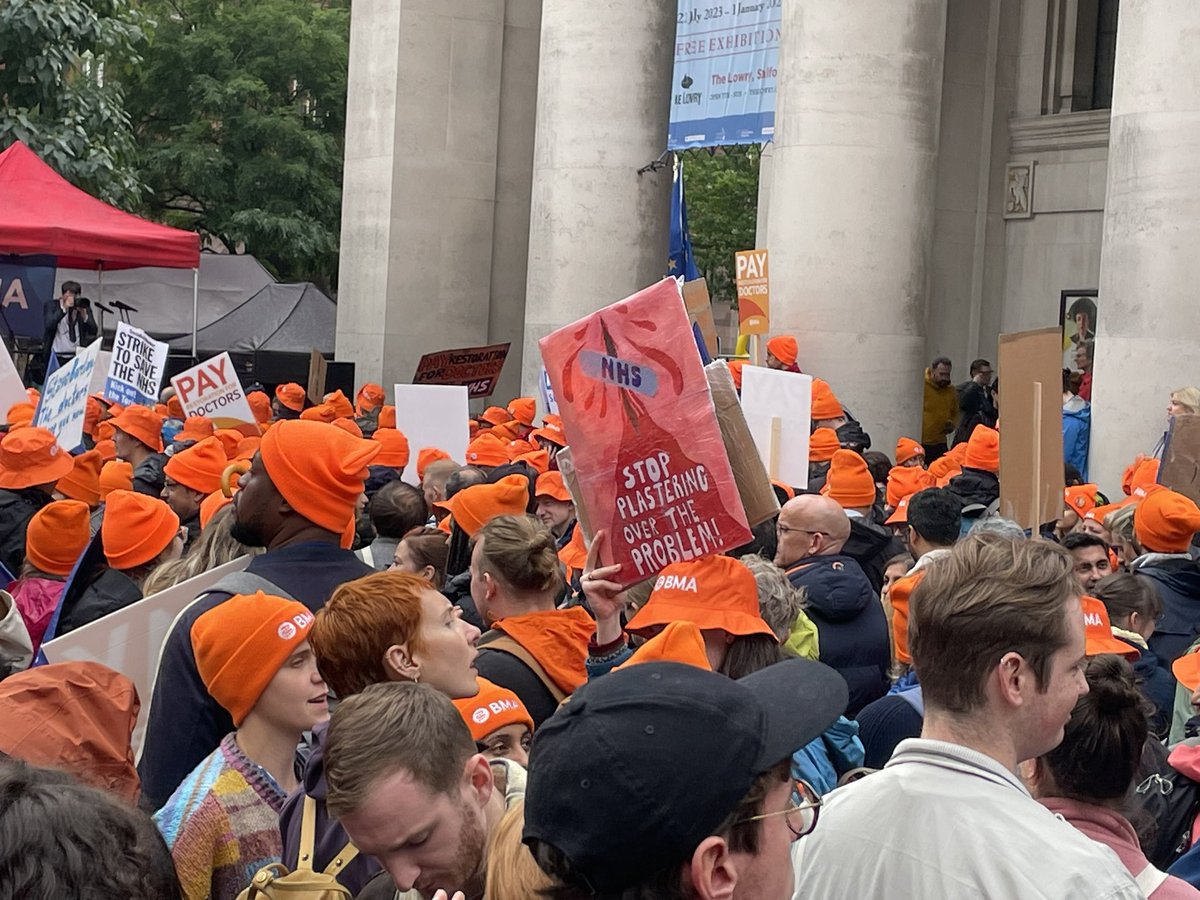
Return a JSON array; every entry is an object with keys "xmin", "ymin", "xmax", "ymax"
[
  {"xmin": 1064, "ymin": 484, "xmax": 1099, "ymax": 517},
  {"xmin": 946, "ymin": 440, "xmax": 970, "ymax": 464},
  {"xmin": 436, "ymin": 474, "xmax": 530, "ymax": 537},
  {"xmin": 111, "ymin": 406, "xmax": 164, "ymax": 453},
  {"xmin": 515, "ymin": 449, "xmax": 550, "ymax": 475},
  {"xmin": 84, "ymin": 395, "xmax": 104, "ymax": 439},
  {"xmin": 727, "ymin": 359, "xmax": 746, "ymax": 391},
  {"xmin": 809, "ymin": 427, "xmax": 840, "ymax": 463},
  {"xmin": 452, "ymin": 678, "xmax": 534, "ymax": 742},
  {"xmin": 964, "ymin": 426, "xmax": 1000, "ymax": 473},
  {"xmin": 627, "ymin": 555, "xmax": 775, "ymax": 639},
  {"xmin": 7, "ymin": 402, "xmax": 35, "ymax": 429},
  {"xmin": 417, "ymin": 447, "xmax": 453, "ymax": 480},
  {"xmin": 275, "ymin": 383, "xmax": 306, "ymax": 413},
  {"xmin": 930, "ymin": 457, "xmax": 961, "ymax": 486},
  {"xmin": 260, "ymin": 420, "xmax": 380, "ymax": 533},
  {"xmin": 826, "ymin": 449, "xmax": 877, "ymax": 509},
  {"xmin": 165, "ymin": 436, "xmax": 228, "ymax": 495},
  {"xmin": 508, "ymin": 397, "xmax": 536, "ymax": 427},
  {"xmin": 199, "ymin": 490, "xmax": 234, "ymax": 530},
  {"xmin": 480, "ymin": 406, "xmax": 511, "ymax": 427},
  {"xmin": 895, "ymin": 437, "xmax": 924, "ymax": 466},
  {"xmin": 886, "ymin": 465, "xmax": 936, "ymax": 508},
  {"xmin": 766, "ymin": 335, "xmax": 798, "ymax": 367},
  {"xmin": 179, "ymin": 416, "xmax": 214, "ymax": 443},
  {"xmin": 1124, "ymin": 456, "xmax": 1161, "ymax": 497},
  {"xmin": 300, "ymin": 403, "xmax": 338, "ymax": 424},
  {"xmin": 26, "ymin": 500, "xmax": 91, "ymax": 577},
  {"xmin": 355, "ymin": 383, "xmax": 386, "ymax": 416},
  {"xmin": 235, "ymin": 436, "xmax": 261, "ymax": 461},
  {"xmin": 209, "ymin": 429, "xmax": 240, "ymax": 460},
  {"xmin": 466, "ymin": 431, "xmax": 511, "ymax": 468},
  {"xmin": 166, "ymin": 395, "xmax": 185, "ymax": 419},
  {"xmin": 56, "ymin": 449, "xmax": 103, "ymax": 507},
  {"xmin": 531, "ymin": 420, "xmax": 566, "ymax": 448},
  {"xmin": 322, "ymin": 390, "xmax": 354, "ymax": 419},
  {"xmin": 332, "ymin": 417, "xmax": 364, "ymax": 439},
  {"xmin": 98, "ymin": 460, "xmax": 133, "ymax": 499},
  {"xmin": 247, "ymin": 391, "xmax": 272, "ymax": 424},
  {"xmin": 0, "ymin": 427, "xmax": 75, "ymax": 490},
  {"xmin": 102, "ymin": 490, "xmax": 180, "ymax": 570},
  {"xmin": 1135, "ymin": 489, "xmax": 1200, "ymax": 553},
  {"xmin": 616, "ymin": 621, "xmax": 712, "ymax": 672},
  {"xmin": 378, "ymin": 405, "xmax": 397, "ymax": 429},
  {"xmin": 810, "ymin": 379, "xmax": 843, "ymax": 421},
  {"xmin": 372, "ymin": 428, "xmax": 411, "ymax": 468},
  {"xmin": 94, "ymin": 439, "xmax": 117, "ymax": 463},
  {"xmin": 191, "ymin": 592, "xmax": 316, "ymax": 726}
]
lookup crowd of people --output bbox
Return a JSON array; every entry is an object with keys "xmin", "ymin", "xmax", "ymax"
[{"xmin": 4, "ymin": 318, "xmax": 1200, "ymax": 900}]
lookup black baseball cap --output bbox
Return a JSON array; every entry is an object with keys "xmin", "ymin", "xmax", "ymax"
[{"xmin": 522, "ymin": 658, "xmax": 848, "ymax": 893}]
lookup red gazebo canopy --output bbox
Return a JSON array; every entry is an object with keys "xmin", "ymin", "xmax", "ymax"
[{"xmin": 0, "ymin": 141, "xmax": 200, "ymax": 270}]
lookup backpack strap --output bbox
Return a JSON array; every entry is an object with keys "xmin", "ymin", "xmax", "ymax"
[
  {"xmin": 481, "ymin": 634, "xmax": 567, "ymax": 704},
  {"xmin": 297, "ymin": 795, "xmax": 359, "ymax": 875},
  {"xmin": 202, "ymin": 571, "xmax": 296, "ymax": 601}
]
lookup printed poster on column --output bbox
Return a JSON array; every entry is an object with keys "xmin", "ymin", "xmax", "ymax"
[
  {"xmin": 33, "ymin": 338, "xmax": 103, "ymax": 451},
  {"xmin": 735, "ymin": 249, "xmax": 770, "ymax": 336},
  {"xmin": 668, "ymin": 0, "xmax": 781, "ymax": 149},
  {"xmin": 103, "ymin": 321, "xmax": 168, "ymax": 407},
  {"xmin": 170, "ymin": 352, "xmax": 260, "ymax": 436},
  {"xmin": 539, "ymin": 278, "xmax": 752, "ymax": 589}
]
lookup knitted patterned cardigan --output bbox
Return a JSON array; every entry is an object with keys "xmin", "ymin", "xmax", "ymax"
[{"xmin": 154, "ymin": 732, "xmax": 289, "ymax": 900}]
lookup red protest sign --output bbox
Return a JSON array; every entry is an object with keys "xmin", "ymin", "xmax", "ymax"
[
  {"xmin": 540, "ymin": 278, "xmax": 751, "ymax": 588},
  {"xmin": 412, "ymin": 342, "xmax": 510, "ymax": 398}
]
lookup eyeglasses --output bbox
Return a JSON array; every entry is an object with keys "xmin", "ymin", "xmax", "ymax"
[
  {"xmin": 733, "ymin": 779, "xmax": 821, "ymax": 841},
  {"xmin": 776, "ymin": 524, "xmax": 827, "ymax": 539}
]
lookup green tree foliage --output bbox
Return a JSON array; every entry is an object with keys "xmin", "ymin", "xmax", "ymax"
[
  {"xmin": 680, "ymin": 146, "xmax": 761, "ymax": 307},
  {"xmin": 0, "ymin": 0, "xmax": 147, "ymax": 207},
  {"xmin": 126, "ymin": 0, "xmax": 349, "ymax": 286}
]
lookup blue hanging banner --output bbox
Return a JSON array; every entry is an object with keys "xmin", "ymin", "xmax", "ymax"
[
  {"xmin": 0, "ymin": 254, "xmax": 57, "ymax": 339},
  {"xmin": 668, "ymin": 0, "xmax": 781, "ymax": 150}
]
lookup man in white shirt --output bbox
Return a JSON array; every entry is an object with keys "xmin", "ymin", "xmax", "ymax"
[{"xmin": 794, "ymin": 534, "xmax": 1144, "ymax": 899}]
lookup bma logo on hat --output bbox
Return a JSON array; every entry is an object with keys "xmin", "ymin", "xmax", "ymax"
[
  {"xmin": 277, "ymin": 611, "xmax": 315, "ymax": 640},
  {"xmin": 472, "ymin": 707, "xmax": 491, "ymax": 725},
  {"xmin": 278, "ymin": 621, "xmax": 297, "ymax": 640},
  {"xmin": 1084, "ymin": 611, "xmax": 1104, "ymax": 627},
  {"xmin": 654, "ymin": 574, "xmax": 698, "ymax": 593}
]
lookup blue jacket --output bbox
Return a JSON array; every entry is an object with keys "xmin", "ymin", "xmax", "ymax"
[
  {"xmin": 784, "ymin": 554, "xmax": 889, "ymax": 715},
  {"xmin": 1137, "ymin": 557, "xmax": 1200, "ymax": 673},
  {"xmin": 792, "ymin": 715, "xmax": 864, "ymax": 795},
  {"xmin": 1062, "ymin": 404, "xmax": 1091, "ymax": 481}
]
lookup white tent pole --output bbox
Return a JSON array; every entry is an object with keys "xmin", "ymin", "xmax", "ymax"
[{"xmin": 191, "ymin": 266, "xmax": 199, "ymax": 359}]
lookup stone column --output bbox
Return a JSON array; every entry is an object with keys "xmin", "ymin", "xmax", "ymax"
[
  {"xmin": 1089, "ymin": 0, "xmax": 1200, "ymax": 494},
  {"xmin": 520, "ymin": 0, "xmax": 675, "ymax": 396},
  {"xmin": 765, "ymin": 1, "xmax": 948, "ymax": 454}
]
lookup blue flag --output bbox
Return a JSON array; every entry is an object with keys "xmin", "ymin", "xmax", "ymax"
[{"xmin": 668, "ymin": 155, "xmax": 701, "ymax": 283}]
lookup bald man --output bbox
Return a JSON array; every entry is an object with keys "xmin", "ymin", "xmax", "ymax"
[{"xmin": 776, "ymin": 495, "xmax": 890, "ymax": 714}]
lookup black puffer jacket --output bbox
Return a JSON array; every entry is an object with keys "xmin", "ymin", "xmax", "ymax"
[
  {"xmin": 948, "ymin": 467, "xmax": 999, "ymax": 508},
  {"xmin": 131, "ymin": 453, "xmax": 168, "ymax": 498},
  {"xmin": 55, "ymin": 567, "xmax": 142, "ymax": 636},
  {"xmin": 0, "ymin": 488, "xmax": 52, "ymax": 576},
  {"xmin": 842, "ymin": 517, "xmax": 907, "ymax": 594}
]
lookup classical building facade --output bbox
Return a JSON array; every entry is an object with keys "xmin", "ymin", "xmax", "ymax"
[{"xmin": 337, "ymin": 0, "xmax": 1189, "ymax": 492}]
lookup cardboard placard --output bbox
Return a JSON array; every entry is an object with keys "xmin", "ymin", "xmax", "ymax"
[
  {"xmin": 998, "ymin": 327, "xmax": 1065, "ymax": 530},
  {"xmin": 34, "ymin": 338, "xmax": 102, "ymax": 451},
  {"xmin": 706, "ymin": 360, "xmax": 780, "ymax": 526},
  {"xmin": 683, "ymin": 277, "xmax": 719, "ymax": 358},
  {"xmin": 103, "ymin": 321, "xmax": 168, "ymax": 406},
  {"xmin": 740, "ymin": 366, "xmax": 813, "ymax": 488},
  {"xmin": 735, "ymin": 249, "xmax": 770, "ymax": 336},
  {"xmin": 0, "ymin": 341, "xmax": 27, "ymax": 415},
  {"xmin": 41, "ymin": 555, "xmax": 252, "ymax": 756},
  {"xmin": 539, "ymin": 278, "xmax": 751, "ymax": 587},
  {"xmin": 538, "ymin": 365, "xmax": 559, "ymax": 416},
  {"xmin": 307, "ymin": 349, "xmax": 328, "ymax": 405},
  {"xmin": 392, "ymin": 384, "xmax": 471, "ymax": 485},
  {"xmin": 171, "ymin": 352, "xmax": 260, "ymax": 435},
  {"xmin": 412, "ymin": 342, "xmax": 511, "ymax": 399},
  {"xmin": 1160, "ymin": 415, "xmax": 1200, "ymax": 507}
]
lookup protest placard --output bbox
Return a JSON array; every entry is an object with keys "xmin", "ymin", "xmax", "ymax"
[
  {"xmin": 538, "ymin": 365, "xmax": 559, "ymax": 417},
  {"xmin": 735, "ymin": 249, "xmax": 770, "ymax": 336},
  {"xmin": 998, "ymin": 327, "xmax": 1065, "ymax": 530},
  {"xmin": 171, "ymin": 352, "xmax": 259, "ymax": 435},
  {"xmin": 740, "ymin": 365, "xmax": 813, "ymax": 489},
  {"xmin": 41, "ymin": 555, "xmax": 251, "ymax": 756},
  {"xmin": 1160, "ymin": 415, "xmax": 1200, "ymax": 506},
  {"xmin": 392, "ymin": 384, "xmax": 470, "ymax": 486},
  {"xmin": 0, "ymin": 340, "xmax": 27, "ymax": 415},
  {"xmin": 413, "ymin": 342, "xmax": 510, "ymax": 399},
  {"xmin": 540, "ymin": 278, "xmax": 751, "ymax": 587},
  {"xmin": 103, "ymin": 321, "xmax": 167, "ymax": 406},
  {"xmin": 706, "ymin": 360, "xmax": 780, "ymax": 526},
  {"xmin": 307, "ymin": 349, "xmax": 328, "ymax": 405},
  {"xmin": 683, "ymin": 277, "xmax": 719, "ymax": 358},
  {"xmin": 34, "ymin": 338, "xmax": 102, "ymax": 450}
]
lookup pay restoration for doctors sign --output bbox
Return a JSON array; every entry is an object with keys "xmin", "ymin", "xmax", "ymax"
[{"xmin": 171, "ymin": 352, "xmax": 259, "ymax": 435}]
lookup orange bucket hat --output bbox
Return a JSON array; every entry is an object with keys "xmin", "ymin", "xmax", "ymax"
[
  {"xmin": 508, "ymin": 397, "xmax": 536, "ymax": 427},
  {"xmin": 1064, "ymin": 484, "xmax": 1099, "ymax": 518},
  {"xmin": 7, "ymin": 402, "xmax": 35, "ymax": 429},
  {"xmin": 766, "ymin": 335, "xmax": 798, "ymax": 367},
  {"xmin": 98, "ymin": 460, "xmax": 133, "ymax": 499},
  {"xmin": 1134, "ymin": 488, "xmax": 1200, "ymax": 553},
  {"xmin": 452, "ymin": 678, "xmax": 534, "ymax": 742},
  {"xmin": 110, "ymin": 406, "xmax": 164, "ymax": 453},
  {"xmin": 259, "ymin": 419, "xmax": 381, "ymax": 534},
  {"xmin": 886, "ymin": 465, "xmax": 936, "ymax": 508},
  {"xmin": 332, "ymin": 417, "xmax": 364, "ymax": 439},
  {"xmin": 26, "ymin": 500, "xmax": 91, "ymax": 576},
  {"xmin": 179, "ymin": 416, "xmax": 214, "ymax": 443},
  {"xmin": 480, "ymin": 406, "xmax": 511, "ymax": 427},
  {"xmin": 247, "ymin": 390, "xmax": 272, "ymax": 424},
  {"xmin": 626, "ymin": 555, "xmax": 775, "ymax": 640},
  {"xmin": 810, "ymin": 379, "xmax": 843, "ymax": 421},
  {"xmin": 275, "ymin": 383, "xmax": 306, "ymax": 413},
  {"xmin": 530, "ymin": 421, "xmax": 567, "ymax": 448},
  {"xmin": 507, "ymin": 439, "xmax": 535, "ymax": 460},
  {"xmin": 56, "ymin": 449, "xmax": 103, "ymax": 507},
  {"xmin": 417, "ymin": 447, "xmax": 453, "ymax": 480},
  {"xmin": 895, "ymin": 437, "xmax": 924, "ymax": 466},
  {"xmin": 94, "ymin": 420, "xmax": 116, "ymax": 443},
  {"xmin": 355, "ymin": 383, "xmax": 386, "ymax": 416},
  {"xmin": 516, "ymin": 449, "xmax": 550, "ymax": 475},
  {"xmin": 616, "ymin": 621, "xmax": 712, "ymax": 672},
  {"xmin": 466, "ymin": 431, "xmax": 511, "ymax": 468},
  {"xmin": 102, "ymin": 490, "xmax": 180, "ymax": 570},
  {"xmin": 0, "ymin": 427, "xmax": 75, "ymax": 490},
  {"xmin": 1174, "ymin": 647, "xmax": 1200, "ymax": 692},
  {"xmin": 535, "ymin": 471, "xmax": 572, "ymax": 503},
  {"xmin": 435, "ymin": 473, "xmax": 529, "ymax": 537},
  {"xmin": 372, "ymin": 428, "xmax": 411, "ymax": 469},
  {"xmin": 199, "ymin": 490, "xmax": 234, "ymax": 530},
  {"xmin": 808, "ymin": 427, "xmax": 840, "ymax": 463},
  {"xmin": 166, "ymin": 395, "xmax": 185, "ymax": 419},
  {"xmin": 191, "ymin": 591, "xmax": 316, "ymax": 726},
  {"xmin": 826, "ymin": 449, "xmax": 877, "ymax": 509},
  {"xmin": 964, "ymin": 426, "xmax": 999, "ymax": 473},
  {"xmin": 165, "ymin": 436, "xmax": 228, "ymax": 495},
  {"xmin": 1081, "ymin": 596, "xmax": 1139, "ymax": 658}
]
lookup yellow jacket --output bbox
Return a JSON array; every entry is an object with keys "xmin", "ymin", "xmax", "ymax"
[{"xmin": 922, "ymin": 369, "xmax": 959, "ymax": 445}]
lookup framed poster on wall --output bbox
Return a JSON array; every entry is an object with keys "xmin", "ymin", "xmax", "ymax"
[{"xmin": 1059, "ymin": 289, "xmax": 1098, "ymax": 389}]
